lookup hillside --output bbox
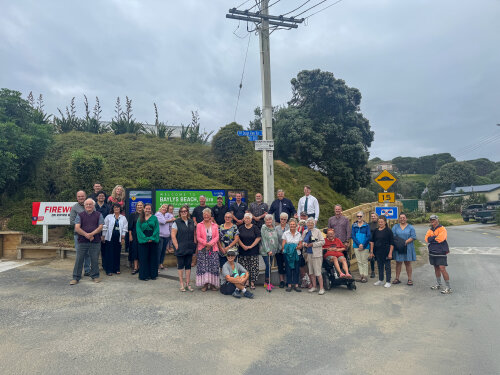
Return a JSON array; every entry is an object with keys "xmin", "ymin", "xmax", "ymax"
[{"xmin": 1, "ymin": 132, "xmax": 353, "ymax": 234}]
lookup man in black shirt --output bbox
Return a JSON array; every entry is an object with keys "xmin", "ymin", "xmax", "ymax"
[
  {"xmin": 192, "ymin": 195, "xmax": 208, "ymax": 225},
  {"xmin": 229, "ymin": 193, "xmax": 247, "ymax": 226},
  {"xmin": 212, "ymin": 195, "xmax": 227, "ymax": 225},
  {"xmin": 268, "ymin": 189, "xmax": 296, "ymax": 224},
  {"xmin": 89, "ymin": 182, "xmax": 107, "ymax": 202}
]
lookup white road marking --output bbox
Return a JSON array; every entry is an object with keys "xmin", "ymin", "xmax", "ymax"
[
  {"xmin": 449, "ymin": 247, "xmax": 500, "ymax": 255},
  {"xmin": 0, "ymin": 260, "xmax": 33, "ymax": 273}
]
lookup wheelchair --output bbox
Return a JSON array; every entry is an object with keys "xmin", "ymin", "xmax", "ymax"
[{"xmin": 321, "ymin": 249, "xmax": 356, "ymax": 291}]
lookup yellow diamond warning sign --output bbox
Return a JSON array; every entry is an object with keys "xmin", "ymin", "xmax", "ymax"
[{"xmin": 375, "ymin": 170, "xmax": 397, "ymax": 191}]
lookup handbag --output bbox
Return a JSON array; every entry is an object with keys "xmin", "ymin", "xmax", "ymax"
[{"xmin": 393, "ymin": 236, "xmax": 407, "ymax": 254}]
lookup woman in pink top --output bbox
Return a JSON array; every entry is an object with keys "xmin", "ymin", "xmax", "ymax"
[{"xmin": 196, "ymin": 208, "xmax": 220, "ymax": 291}]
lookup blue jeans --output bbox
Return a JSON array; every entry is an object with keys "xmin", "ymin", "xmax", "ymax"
[
  {"xmin": 74, "ymin": 234, "xmax": 91, "ymax": 273},
  {"xmin": 285, "ymin": 256, "xmax": 300, "ymax": 286},
  {"xmin": 158, "ymin": 236, "xmax": 170, "ymax": 267},
  {"xmin": 72, "ymin": 242, "xmax": 100, "ymax": 280},
  {"xmin": 262, "ymin": 254, "xmax": 274, "ymax": 283}
]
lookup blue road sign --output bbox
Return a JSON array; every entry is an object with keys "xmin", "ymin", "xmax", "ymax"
[
  {"xmin": 375, "ymin": 206, "xmax": 399, "ymax": 220},
  {"xmin": 247, "ymin": 136, "xmax": 259, "ymax": 141},
  {"xmin": 237, "ymin": 130, "xmax": 263, "ymax": 136}
]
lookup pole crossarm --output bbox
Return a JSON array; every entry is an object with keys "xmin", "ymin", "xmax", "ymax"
[
  {"xmin": 225, "ymin": 14, "xmax": 299, "ymax": 28},
  {"xmin": 228, "ymin": 8, "xmax": 305, "ymax": 24}
]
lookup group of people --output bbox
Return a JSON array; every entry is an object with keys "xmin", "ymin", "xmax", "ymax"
[{"xmin": 69, "ymin": 184, "xmax": 452, "ymax": 296}]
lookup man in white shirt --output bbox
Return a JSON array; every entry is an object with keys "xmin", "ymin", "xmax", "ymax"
[{"xmin": 297, "ymin": 185, "xmax": 319, "ymax": 223}]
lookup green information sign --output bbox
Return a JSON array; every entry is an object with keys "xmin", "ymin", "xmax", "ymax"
[{"xmin": 155, "ymin": 189, "xmax": 226, "ymax": 213}]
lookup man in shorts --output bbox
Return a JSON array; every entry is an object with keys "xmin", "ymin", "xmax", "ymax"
[
  {"xmin": 322, "ymin": 228, "xmax": 352, "ymax": 278},
  {"xmin": 425, "ymin": 215, "xmax": 452, "ymax": 294}
]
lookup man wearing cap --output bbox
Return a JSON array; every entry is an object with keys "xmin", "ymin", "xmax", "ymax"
[
  {"xmin": 425, "ymin": 215, "xmax": 452, "ymax": 294},
  {"xmin": 269, "ymin": 189, "xmax": 296, "ymax": 224},
  {"xmin": 220, "ymin": 249, "xmax": 254, "ymax": 299},
  {"xmin": 297, "ymin": 185, "xmax": 319, "ymax": 223},
  {"xmin": 212, "ymin": 195, "xmax": 227, "ymax": 226}
]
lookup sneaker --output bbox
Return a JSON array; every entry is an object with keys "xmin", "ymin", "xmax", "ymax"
[
  {"xmin": 279, "ymin": 281, "xmax": 285, "ymax": 288},
  {"xmin": 430, "ymin": 284, "xmax": 442, "ymax": 290},
  {"xmin": 318, "ymin": 289, "xmax": 325, "ymax": 295},
  {"xmin": 374, "ymin": 280, "xmax": 383, "ymax": 286},
  {"xmin": 243, "ymin": 290, "xmax": 254, "ymax": 299},
  {"xmin": 440, "ymin": 287, "xmax": 452, "ymax": 294},
  {"xmin": 308, "ymin": 287, "xmax": 317, "ymax": 293},
  {"xmin": 84, "ymin": 272, "xmax": 91, "ymax": 277},
  {"xmin": 93, "ymin": 278, "xmax": 101, "ymax": 283},
  {"xmin": 232, "ymin": 290, "xmax": 242, "ymax": 298},
  {"xmin": 69, "ymin": 279, "xmax": 78, "ymax": 285},
  {"xmin": 370, "ymin": 272, "xmax": 376, "ymax": 278},
  {"xmin": 293, "ymin": 286, "xmax": 302, "ymax": 292},
  {"xmin": 285, "ymin": 287, "xmax": 292, "ymax": 292},
  {"xmin": 384, "ymin": 282, "xmax": 391, "ymax": 288}
]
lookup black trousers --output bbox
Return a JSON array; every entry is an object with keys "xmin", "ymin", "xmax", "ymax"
[
  {"xmin": 376, "ymin": 255, "xmax": 391, "ymax": 282},
  {"xmin": 275, "ymin": 253, "xmax": 286, "ymax": 275},
  {"xmin": 104, "ymin": 240, "xmax": 121, "ymax": 274},
  {"xmin": 138, "ymin": 242, "xmax": 159, "ymax": 280}
]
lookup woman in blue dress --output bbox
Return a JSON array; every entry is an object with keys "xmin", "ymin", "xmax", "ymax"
[{"xmin": 392, "ymin": 213, "xmax": 417, "ymax": 285}]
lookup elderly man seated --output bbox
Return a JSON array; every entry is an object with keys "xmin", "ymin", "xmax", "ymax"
[
  {"xmin": 323, "ymin": 228, "xmax": 352, "ymax": 278},
  {"xmin": 220, "ymin": 248, "xmax": 254, "ymax": 299}
]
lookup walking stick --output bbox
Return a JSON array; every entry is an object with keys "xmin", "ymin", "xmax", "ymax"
[{"xmin": 266, "ymin": 254, "xmax": 274, "ymax": 292}]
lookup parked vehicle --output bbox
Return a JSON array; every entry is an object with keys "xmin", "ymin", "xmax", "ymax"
[
  {"xmin": 461, "ymin": 204, "xmax": 484, "ymax": 222},
  {"xmin": 474, "ymin": 201, "xmax": 500, "ymax": 224}
]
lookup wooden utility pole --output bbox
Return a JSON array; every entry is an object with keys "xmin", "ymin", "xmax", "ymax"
[{"xmin": 226, "ymin": 2, "xmax": 304, "ymax": 204}]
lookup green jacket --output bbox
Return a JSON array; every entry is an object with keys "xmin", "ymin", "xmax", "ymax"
[
  {"xmin": 136, "ymin": 215, "xmax": 160, "ymax": 244},
  {"xmin": 260, "ymin": 225, "xmax": 280, "ymax": 256}
]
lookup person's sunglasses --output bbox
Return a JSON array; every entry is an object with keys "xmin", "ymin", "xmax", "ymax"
[
  {"xmin": 357, "ymin": 216, "xmax": 363, "ymax": 218},
  {"xmin": 179, "ymin": 210, "xmax": 187, "ymax": 213}
]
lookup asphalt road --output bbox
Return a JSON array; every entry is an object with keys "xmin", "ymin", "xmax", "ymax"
[{"xmin": 0, "ymin": 223, "xmax": 499, "ymax": 375}]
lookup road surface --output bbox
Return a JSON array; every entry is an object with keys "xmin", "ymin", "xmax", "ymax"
[{"xmin": 0, "ymin": 223, "xmax": 498, "ymax": 374}]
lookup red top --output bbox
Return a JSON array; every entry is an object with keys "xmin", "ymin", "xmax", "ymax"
[{"xmin": 323, "ymin": 237, "xmax": 345, "ymax": 259}]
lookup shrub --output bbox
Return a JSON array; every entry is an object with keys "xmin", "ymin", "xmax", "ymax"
[{"xmin": 70, "ymin": 150, "xmax": 105, "ymax": 191}]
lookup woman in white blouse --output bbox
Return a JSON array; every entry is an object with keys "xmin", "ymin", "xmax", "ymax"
[{"xmin": 281, "ymin": 218, "xmax": 303, "ymax": 292}]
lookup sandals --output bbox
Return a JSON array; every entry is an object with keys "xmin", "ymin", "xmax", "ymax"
[
  {"xmin": 179, "ymin": 287, "xmax": 186, "ymax": 292},
  {"xmin": 131, "ymin": 269, "xmax": 138, "ymax": 275},
  {"xmin": 250, "ymin": 285, "xmax": 256, "ymax": 290},
  {"xmin": 407, "ymin": 280, "xmax": 413, "ymax": 286},
  {"xmin": 201, "ymin": 285, "xmax": 208, "ymax": 292},
  {"xmin": 186, "ymin": 285, "xmax": 194, "ymax": 292},
  {"xmin": 210, "ymin": 285, "xmax": 218, "ymax": 291},
  {"xmin": 392, "ymin": 279, "xmax": 401, "ymax": 284}
]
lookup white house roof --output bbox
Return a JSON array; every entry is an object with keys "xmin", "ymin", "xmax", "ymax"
[{"xmin": 441, "ymin": 183, "xmax": 500, "ymax": 195}]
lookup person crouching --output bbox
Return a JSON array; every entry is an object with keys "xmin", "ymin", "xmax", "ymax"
[{"xmin": 220, "ymin": 249, "xmax": 254, "ymax": 299}]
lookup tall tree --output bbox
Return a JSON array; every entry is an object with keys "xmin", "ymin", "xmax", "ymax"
[
  {"xmin": 272, "ymin": 70, "xmax": 374, "ymax": 194},
  {"xmin": 0, "ymin": 89, "xmax": 53, "ymax": 193},
  {"xmin": 427, "ymin": 161, "xmax": 477, "ymax": 200}
]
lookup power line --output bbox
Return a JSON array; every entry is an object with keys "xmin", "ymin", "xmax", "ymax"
[
  {"xmin": 233, "ymin": 33, "xmax": 252, "ymax": 122},
  {"xmin": 236, "ymin": 0, "xmax": 254, "ymax": 9},
  {"xmin": 293, "ymin": 0, "xmax": 329, "ymax": 17},
  {"xmin": 282, "ymin": 0, "xmax": 312, "ymax": 16},
  {"xmin": 261, "ymin": 0, "xmax": 282, "ymax": 12},
  {"xmin": 454, "ymin": 131, "xmax": 500, "ymax": 159},
  {"xmin": 305, "ymin": 0, "xmax": 344, "ymax": 19}
]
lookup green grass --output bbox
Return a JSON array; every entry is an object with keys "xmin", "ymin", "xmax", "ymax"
[
  {"xmin": 1, "ymin": 132, "xmax": 353, "ymax": 233},
  {"xmin": 398, "ymin": 174, "xmax": 433, "ymax": 184},
  {"xmin": 414, "ymin": 239, "xmax": 424, "ymax": 256}
]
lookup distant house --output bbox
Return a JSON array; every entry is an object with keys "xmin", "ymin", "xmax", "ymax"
[
  {"xmin": 371, "ymin": 163, "xmax": 396, "ymax": 174},
  {"xmin": 439, "ymin": 183, "xmax": 500, "ymax": 201}
]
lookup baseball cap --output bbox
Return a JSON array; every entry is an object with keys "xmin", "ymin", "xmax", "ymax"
[
  {"xmin": 429, "ymin": 215, "xmax": 439, "ymax": 220},
  {"xmin": 226, "ymin": 248, "xmax": 238, "ymax": 256}
]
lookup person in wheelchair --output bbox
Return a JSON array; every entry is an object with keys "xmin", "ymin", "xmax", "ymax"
[{"xmin": 322, "ymin": 228, "xmax": 352, "ymax": 279}]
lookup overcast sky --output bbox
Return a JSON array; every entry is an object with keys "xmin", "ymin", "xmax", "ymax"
[{"xmin": 1, "ymin": 0, "xmax": 499, "ymax": 161}]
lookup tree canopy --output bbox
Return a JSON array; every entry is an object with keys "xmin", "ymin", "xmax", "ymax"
[
  {"xmin": 426, "ymin": 161, "xmax": 477, "ymax": 200},
  {"xmin": 265, "ymin": 69, "xmax": 373, "ymax": 194},
  {"xmin": 0, "ymin": 89, "xmax": 53, "ymax": 193}
]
